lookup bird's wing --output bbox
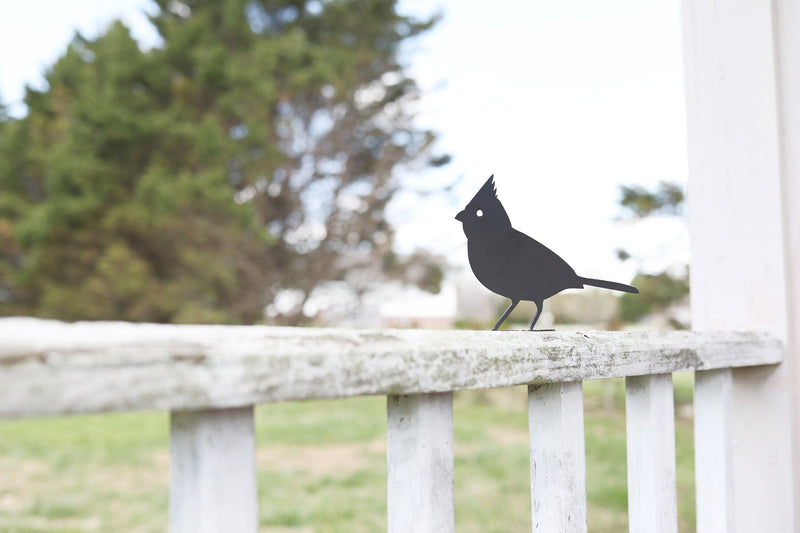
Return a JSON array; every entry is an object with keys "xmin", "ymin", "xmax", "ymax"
[
  {"xmin": 508, "ymin": 229, "xmax": 573, "ymax": 268},
  {"xmin": 508, "ymin": 228, "xmax": 581, "ymax": 295}
]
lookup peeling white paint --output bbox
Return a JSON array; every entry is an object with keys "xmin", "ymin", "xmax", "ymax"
[{"xmin": 0, "ymin": 318, "xmax": 782, "ymax": 417}]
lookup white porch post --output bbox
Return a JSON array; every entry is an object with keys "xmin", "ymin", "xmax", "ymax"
[
  {"xmin": 681, "ymin": 1, "xmax": 797, "ymax": 530},
  {"xmin": 774, "ymin": 0, "xmax": 800, "ymax": 525}
]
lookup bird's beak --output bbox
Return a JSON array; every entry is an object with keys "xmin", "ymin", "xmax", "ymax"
[{"xmin": 455, "ymin": 210, "xmax": 465, "ymax": 222}]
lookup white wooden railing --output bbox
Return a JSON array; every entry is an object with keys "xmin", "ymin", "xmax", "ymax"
[{"xmin": 0, "ymin": 318, "xmax": 784, "ymax": 532}]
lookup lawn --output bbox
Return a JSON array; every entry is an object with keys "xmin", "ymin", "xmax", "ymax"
[{"xmin": 0, "ymin": 374, "xmax": 696, "ymax": 532}]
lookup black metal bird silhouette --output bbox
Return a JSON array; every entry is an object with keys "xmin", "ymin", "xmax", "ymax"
[{"xmin": 456, "ymin": 176, "xmax": 639, "ymax": 331}]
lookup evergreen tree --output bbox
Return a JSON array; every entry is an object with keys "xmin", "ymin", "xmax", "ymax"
[{"xmin": 0, "ymin": 0, "xmax": 447, "ymax": 324}]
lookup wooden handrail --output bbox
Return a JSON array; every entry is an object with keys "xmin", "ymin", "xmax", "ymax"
[
  {"xmin": 0, "ymin": 317, "xmax": 786, "ymax": 532},
  {"xmin": 0, "ymin": 317, "xmax": 782, "ymax": 418}
]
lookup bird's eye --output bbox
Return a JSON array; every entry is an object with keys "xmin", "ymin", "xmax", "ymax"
[{"xmin": 476, "ymin": 209, "xmax": 483, "ymax": 217}]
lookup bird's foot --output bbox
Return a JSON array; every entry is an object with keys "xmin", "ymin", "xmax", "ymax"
[{"xmin": 491, "ymin": 328, "xmax": 556, "ymax": 332}]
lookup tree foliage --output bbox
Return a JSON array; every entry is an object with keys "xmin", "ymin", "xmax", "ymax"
[
  {"xmin": 616, "ymin": 180, "xmax": 688, "ymax": 328},
  {"xmin": 618, "ymin": 180, "xmax": 684, "ymax": 219},
  {"xmin": 619, "ymin": 270, "xmax": 689, "ymax": 324},
  {"xmin": 0, "ymin": 0, "xmax": 447, "ymax": 324}
]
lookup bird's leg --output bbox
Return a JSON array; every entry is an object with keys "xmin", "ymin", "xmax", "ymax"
[
  {"xmin": 528, "ymin": 301, "xmax": 550, "ymax": 331},
  {"xmin": 492, "ymin": 300, "xmax": 519, "ymax": 331}
]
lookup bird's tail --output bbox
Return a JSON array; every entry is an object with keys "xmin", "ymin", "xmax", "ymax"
[{"xmin": 580, "ymin": 277, "xmax": 639, "ymax": 294}]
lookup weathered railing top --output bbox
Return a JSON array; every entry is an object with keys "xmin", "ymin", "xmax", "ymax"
[{"xmin": 0, "ymin": 317, "xmax": 782, "ymax": 418}]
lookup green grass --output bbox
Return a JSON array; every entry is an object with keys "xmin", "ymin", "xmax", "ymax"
[{"xmin": 0, "ymin": 375, "xmax": 696, "ymax": 532}]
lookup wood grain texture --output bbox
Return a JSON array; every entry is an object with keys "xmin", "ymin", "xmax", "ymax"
[
  {"xmin": 528, "ymin": 381, "xmax": 587, "ymax": 533},
  {"xmin": 693, "ymin": 369, "xmax": 734, "ymax": 533},
  {"xmin": 0, "ymin": 318, "xmax": 782, "ymax": 417},
  {"xmin": 387, "ymin": 393, "xmax": 454, "ymax": 533},
  {"xmin": 169, "ymin": 406, "xmax": 257, "ymax": 533},
  {"xmin": 625, "ymin": 374, "xmax": 678, "ymax": 533}
]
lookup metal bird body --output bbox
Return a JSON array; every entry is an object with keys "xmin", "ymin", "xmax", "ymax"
[{"xmin": 456, "ymin": 176, "xmax": 638, "ymax": 331}]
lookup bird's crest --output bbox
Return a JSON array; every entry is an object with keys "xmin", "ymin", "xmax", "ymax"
[
  {"xmin": 478, "ymin": 175, "xmax": 498, "ymax": 199},
  {"xmin": 471, "ymin": 175, "xmax": 499, "ymax": 206},
  {"xmin": 466, "ymin": 174, "xmax": 511, "ymax": 229}
]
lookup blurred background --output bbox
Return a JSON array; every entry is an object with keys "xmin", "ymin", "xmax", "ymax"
[
  {"xmin": 0, "ymin": 0, "xmax": 690, "ymax": 331},
  {"xmin": 0, "ymin": 0, "xmax": 696, "ymax": 531}
]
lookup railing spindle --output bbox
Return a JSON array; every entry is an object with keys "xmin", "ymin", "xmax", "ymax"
[
  {"xmin": 625, "ymin": 374, "xmax": 677, "ymax": 533},
  {"xmin": 693, "ymin": 368, "xmax": 734, "ymax": 533},
  {"xmin": 169, "ymin": 406, "xmax": 258, "ymax": 533},
  {"xmin": 387, "ymin": 392, "xmax": 454, "ymax": 533},
  {"xmin": 528, "ymin": 381, "xmax": 587, "ymax": 533}
]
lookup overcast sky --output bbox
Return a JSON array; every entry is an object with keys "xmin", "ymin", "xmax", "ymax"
[{"xmin": 0, "ymin": 0, "xmax": 690, "ymax": 316}]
